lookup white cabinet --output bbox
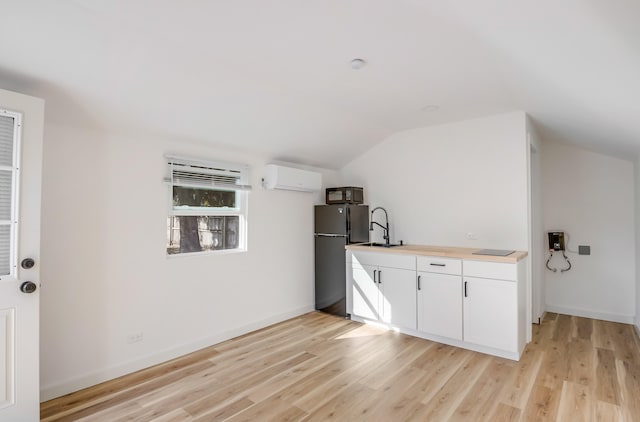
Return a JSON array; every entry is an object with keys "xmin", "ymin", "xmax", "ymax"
[
  {"xmin": 416, "ymin": 255, "xmax": 526, "ymax": 357},
  {"xmin": 346, "ymin": 247, "xmax": 527, "ymax": 360},
  {"xmin": 417, "ymin": 256, "xmax": 463, "ymax": 340},
  {"xmin": 350, "ymin": 261, "xmax": 379, "ymax": 321},
  {"xmin": 463, "ymin": 277, "xmax": 516, "ymax": 351},
  {"xmin": 348, "ymin": 251, "xmax": 416, "ymax": 330},
  {"xmin": 462, "ymin": 260, "xmax": 525, "ymax": 355},
  {"xmin": 380, "ymin": 267, "xmax": 417, "ymax": 329},
  {"xmin": 418, "ymin": 272, "xmax": 463, "ymax": 340}
]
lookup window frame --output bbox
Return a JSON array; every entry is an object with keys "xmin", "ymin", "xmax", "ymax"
[
  {"xmin": 0, "ymin": 109, "xmax": 22, "ymax": 277},
  {"xmin": 165, "ymin": 155, "xmax": 250, "ymax": 255}
]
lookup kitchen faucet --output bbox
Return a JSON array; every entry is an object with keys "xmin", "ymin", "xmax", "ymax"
[{"xmin": 370, "ymin": 207, "xmax": 390, "ymax": 246}]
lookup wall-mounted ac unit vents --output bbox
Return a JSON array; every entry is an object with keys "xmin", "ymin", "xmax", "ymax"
[{"xmin": 262, "ymin": 164, "xmax": 322, "ymax": 192}]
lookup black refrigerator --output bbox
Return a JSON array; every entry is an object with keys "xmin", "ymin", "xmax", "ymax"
[{"xmin": 314, "ymin": 204, "xmax": 369, "ymax": 317}]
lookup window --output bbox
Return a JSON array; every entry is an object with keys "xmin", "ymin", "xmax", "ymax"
[
  {"xmin": 0, "ymin": 111, "xmax": 20, "ymax": 275},
  {"xmin": 166, "ymin": 156, "xmax": 250, "ymax": 255}
]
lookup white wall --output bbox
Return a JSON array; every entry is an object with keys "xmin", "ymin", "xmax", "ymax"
[
  {"xmin": 39, "ymin": 123, "xmax": 337, "ymax": 400},
  {"xmin": 340, "ymin": 112, "xmax": 529, "ymax": 251},
  {"xmin": 542, "ymin": 141, "xmax": 635, "ymax": 323}
]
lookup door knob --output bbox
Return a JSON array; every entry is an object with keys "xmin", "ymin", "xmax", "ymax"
[
  {"xmin": 20, "ymin": 281, "xmax": 37, "ymax": 294},
  {"xmin": 21, "ymin": 258, "xmax": 35, "ymax": 269}
]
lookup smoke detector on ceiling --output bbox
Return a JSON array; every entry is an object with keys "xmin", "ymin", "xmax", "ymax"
[
  {"xmin": 421, "ymin": 105, "xmax": 440, "ymax": 112},
  {"xmin": 350, "ymin": 58, "xmax": 366, "ymax": 70}
]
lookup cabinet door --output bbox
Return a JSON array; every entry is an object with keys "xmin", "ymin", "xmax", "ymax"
[
  {"xmin": 379, "ymin": 267, "xmax": 417, "ymax": 329},
  {"xmin": 463, "ymin": 277, "xmax": 517, "ymax": 352},
  {"xmin": 418, "ymin": 272, "xmax": 462, "ymax": 340},
  {"xmin": 350, "ymin": 262, "xmax": 380, "ymax": 320}
]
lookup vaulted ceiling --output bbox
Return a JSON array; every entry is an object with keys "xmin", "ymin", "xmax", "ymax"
[{"xmin": 1, "ymin": 1, "xmax": 639, "ymax": 168}]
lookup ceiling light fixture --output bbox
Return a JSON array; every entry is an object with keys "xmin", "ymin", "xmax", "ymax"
[
  {"xmin": 350, "ymin": 58, "xmax": 366, "ymax": 70},
  {"xmin": 421, "ymin": 105, "xmax": 440, "ymax": 112}
]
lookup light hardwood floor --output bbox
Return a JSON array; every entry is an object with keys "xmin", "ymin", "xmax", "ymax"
[{"xmin": 41, "ymin": 312, "xmax": 640, "ymax": 421}]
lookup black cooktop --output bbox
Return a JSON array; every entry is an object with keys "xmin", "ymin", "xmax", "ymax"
[{"xmin": 472, "ymin": 249, "xmax": 515, "ymax": 257}]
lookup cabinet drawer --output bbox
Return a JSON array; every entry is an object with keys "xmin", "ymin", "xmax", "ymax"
[
  {"xmin": 417, "ymin": 256, "xmax": 462, "ymax": 275},
  {"xmin": 463, "ymin": 260, "xmax": 518, "ymax": 281},
  {"xmin": 351, "ymin": 251, "xmax": 415, "ymax": 270}
]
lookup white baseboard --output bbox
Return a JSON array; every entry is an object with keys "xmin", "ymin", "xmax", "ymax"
[
  {"xmin": 546, "ymin": 304, "xmax": 635, "ymax": 324},
  {"xmin": 40, "ymin": 305, "xmax": 314, "ymax": 402}
]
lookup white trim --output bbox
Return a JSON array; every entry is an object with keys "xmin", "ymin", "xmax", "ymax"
[
  {"xmin": 526, "ymin": 131, "xmax": 533, "ymax": 343},
  {"xmin": 168, "ymin": 181, "xmax": 252, "ymax": 191},
  {"xmin": 165, "ymin": 247, "xmax": 245, "ymax": 259},
  {"xmin": 546, "ymin": 304, "xmax": 635, "ymax": 324},
  {"xmin": 39, "ymin": 305, "xmax": 314, "ymax": 402},
  {"xmin": 170, "ymin": 207, "xmax": 241, "ymax": 216}
]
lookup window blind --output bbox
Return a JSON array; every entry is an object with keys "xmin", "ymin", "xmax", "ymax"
[
  {"xmin": 0, "ymin": 114, "xmax": 15, "ymax": 275},
  {"xmin": 166, "ymin": 155, "xmax": 251, "ymax": 190},
  {"xmin": 0, "ymin": 115, "xmax": 14, "ymax": 167}
]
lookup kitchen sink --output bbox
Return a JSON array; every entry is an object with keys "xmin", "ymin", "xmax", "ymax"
[{"xmin": 358, "ymin": 242, "xmax": 402, "ymax": 248}]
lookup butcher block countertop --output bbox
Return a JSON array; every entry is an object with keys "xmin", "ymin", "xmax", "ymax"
[{"xmin": 346, "ymin": 243, "xmax": 528, "ymax": 263}]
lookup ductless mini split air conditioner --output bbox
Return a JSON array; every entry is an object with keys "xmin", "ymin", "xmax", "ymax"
[{"xmin": 262, "ymin": 164, "xmax": 322, "ymax": 192}]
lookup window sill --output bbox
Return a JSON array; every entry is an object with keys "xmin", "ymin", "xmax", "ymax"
[{"xmin": 166, "ymin": 248, "xmax": 247, "ymax": 259}]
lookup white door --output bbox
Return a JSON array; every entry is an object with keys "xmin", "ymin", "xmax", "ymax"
[
  {"xmin": 0, "ymin": 103, "xmax": 43, "ymax": 421},
  {"xmin": 463, "ymin": 277, "xmax": 517, "ymax": 352},
  {"xmin": 350, "ymin": 263, "xmax": 380, "ymax": 320},
  {"xmin": 379, "ymin": 267, "xmax": 416, "ymax": 329},
  {"xmin": 418, "ymin": 272, "xmax": 462, "ymax": 340}
]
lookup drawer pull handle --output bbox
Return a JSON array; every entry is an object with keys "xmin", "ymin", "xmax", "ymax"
[{"xmin": 430, "ymin": 263, "xmax": 446, "ymax": 267}]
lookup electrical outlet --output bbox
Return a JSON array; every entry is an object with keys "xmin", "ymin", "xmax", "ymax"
[
  {"xmin": 466, "ymin": 232, "xmax": 477, "ymax": 240},
  {"xmin": 126, "ymin": 332, "xmax": 144, "ymax": 344}
]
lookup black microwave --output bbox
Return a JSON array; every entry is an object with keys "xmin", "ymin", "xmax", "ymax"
[{"xmin": 326, "ymin": 187, "xmax": 364, "ymax": 205}]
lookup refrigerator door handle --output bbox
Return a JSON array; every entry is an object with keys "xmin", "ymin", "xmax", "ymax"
[{"xmin": 346, "ymin": 206, "xmax": 350, "ymax": 242}]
